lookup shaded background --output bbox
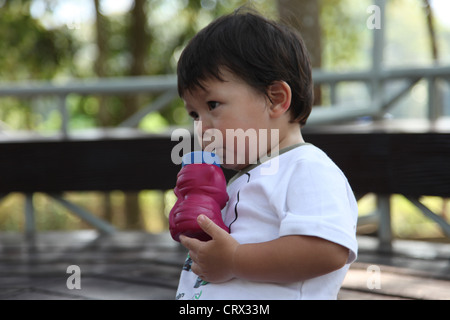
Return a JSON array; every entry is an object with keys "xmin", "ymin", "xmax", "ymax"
[{"xmin": 0, "ymin": 0, "xmax": 449, "ymax": 241}]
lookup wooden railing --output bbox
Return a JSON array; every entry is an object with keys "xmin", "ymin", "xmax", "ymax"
[{"xmin": 1, "ymin": 63, "xmax": 450, "ymax": 250}]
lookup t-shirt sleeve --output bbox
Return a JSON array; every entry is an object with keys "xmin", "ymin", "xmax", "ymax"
[{"xmin": 273, "ymin": 158, "xmax": 358, "ymax": 264}]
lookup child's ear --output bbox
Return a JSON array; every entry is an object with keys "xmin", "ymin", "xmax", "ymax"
[{"xmin": 267, "ymin": 81, "xmax": 292, "ymax": 119}]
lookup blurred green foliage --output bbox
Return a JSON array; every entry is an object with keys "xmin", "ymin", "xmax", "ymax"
[
  {"xmin": 0, "ymin": 0, "xmax": 78, "ymax": 81},
  {"xmin": 2, "ymin": 0, "xmax": 447, "ymax": 132}
]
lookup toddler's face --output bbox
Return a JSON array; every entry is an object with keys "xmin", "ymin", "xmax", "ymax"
[{"xmin": 182, "ymin": 69, "xmax": 275, "ymax": 171}]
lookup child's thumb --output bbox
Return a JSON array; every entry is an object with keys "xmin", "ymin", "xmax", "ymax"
[{"xmin": 197, "ymin": 214, "xmax": 226, "ymax": 239}]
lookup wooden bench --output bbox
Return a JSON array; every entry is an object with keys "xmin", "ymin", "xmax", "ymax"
[{"xmin": 1, "ymin": 119, "xmax": 449, "ymax": 248}]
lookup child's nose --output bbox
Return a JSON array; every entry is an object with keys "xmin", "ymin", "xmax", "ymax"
[
  {"xmin": 193, "ymin": 119, "xmax": 213, "ymax": 144},
  {"xmin": 198, "ymin": 118, "xmax": 213, "ymax": 135}
]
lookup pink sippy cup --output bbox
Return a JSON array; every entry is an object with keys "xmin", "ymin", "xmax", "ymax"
[{"xmin": 169, "ymin": 151, "xmax": 229, "ymax": 242}]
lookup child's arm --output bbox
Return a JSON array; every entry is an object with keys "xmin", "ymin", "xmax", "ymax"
[{"xmin": 180, "ymin": 215, "xmax": 349, "ymax": 284}]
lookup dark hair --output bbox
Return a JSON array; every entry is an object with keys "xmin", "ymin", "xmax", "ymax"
[{"xmin": 177, "ymin": 9, "xmax": 314, "ymax": 126}]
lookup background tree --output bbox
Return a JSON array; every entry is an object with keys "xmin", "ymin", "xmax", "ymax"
[
  {"xmin": 277, "ymin": 0, "xmax": 322, "ymax": 104},
  {"xmin": 122, "ymin": 0, "xmax": 150, "ymax": 229},
  {"xmin": 422, "ymin": 0, "xmax": 439, "ymax": 63}
]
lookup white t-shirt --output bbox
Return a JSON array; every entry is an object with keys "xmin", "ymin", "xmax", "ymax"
[{"xmin": 175, "ymin": 144, "xmax": 358, "ymax": 300}]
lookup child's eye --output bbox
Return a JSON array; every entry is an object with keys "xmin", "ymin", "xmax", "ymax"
[
  {"xmin": 207, "ymin": 101, "xmax": 220, "ymax": 110},
  {"xmin": 189, "ymin": 111, "xmax": 199, "ymax": 120}
]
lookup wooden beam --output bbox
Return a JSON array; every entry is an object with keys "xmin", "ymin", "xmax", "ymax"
[{"xmin": 0, "ymin": 124, "xmax": 449, "ymax": 197}]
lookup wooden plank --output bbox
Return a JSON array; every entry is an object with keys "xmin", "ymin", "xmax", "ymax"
[
  {"xmin": 338, "ymin": 288, "xmax": 411, "ymax": 300},
  {"xmin": 1, "ymin": 231, "xmax": 450, "ymax": 300},
  {"xmin": 391, "ymin": 134, "xmax": 450, "ymax": 196},
  {"xmin": 41, "ymin": 276, "xmax": 177, "ymax": 300},
  {"xmin": 0, "ymin": 136, "xmax": 181, "ymax": 193},
  {"xmin": 305, "ymin": 133, "xmax": 392, "ymax": 195},
  {"xmin": 341, "ymin": 265, "xmax": 450, "ymax": 300},
  {"xmin": 0, "ymin": 121, "xmax": 449, "ymax": 197},
  {"xmin": 0, "ymin": 231, "xmax": 184, "ymax": 300},
  {"xmin": 0, "ymin": 276, "xmax": 177, "ymax": 300},
  {"xmin": 305, "ymin": 132, "xmax": 450, "ymax": 197},
  {"xmin": 0, "ymin": 287, "xmax": 87, "ymax": 300}
]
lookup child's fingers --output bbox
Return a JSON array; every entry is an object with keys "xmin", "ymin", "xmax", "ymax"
[
  {"xmin": 179, "ymin": 235, "xmax": 202, "ymax": 252},
  {"xmin": 197, "ymin": 214, "xmax": 228, "ymax": 239},
  {"xmin": 190, "ymin": 261, "xmax": 202, "ymax": 278}
]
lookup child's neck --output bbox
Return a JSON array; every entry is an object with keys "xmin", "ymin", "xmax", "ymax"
[{"xmin": 275, "ymin": 126, "xmax": 305, "ymax": 152}]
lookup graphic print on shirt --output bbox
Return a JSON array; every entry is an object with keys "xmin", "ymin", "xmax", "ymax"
[{"xmin": 182, "ymin": 254, "xmax": 209, "ymax": 287}]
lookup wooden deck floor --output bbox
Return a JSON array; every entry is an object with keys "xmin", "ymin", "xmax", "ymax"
[{"xmin": 0, "ymin": 231, "xmax": 449, "ymax": 300}]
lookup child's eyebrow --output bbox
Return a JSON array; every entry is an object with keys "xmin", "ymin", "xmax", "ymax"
[{"xmin": 183, "ymin": 99, "xmax": 202, "ymax": 112}]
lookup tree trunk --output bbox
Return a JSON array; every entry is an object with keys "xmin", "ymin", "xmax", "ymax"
[
  {"xmin": 123, "ymin": 0, "xmax": 151, "ymax": 230},
  {"xmin": 422, "ymin": 0, "xmax": 439, "ymax": 63},
  {"xmin": 94, "ymin": 0, "xmax": 114, "ymax": 224},
  {"xmin": 422, "ymin": 0, "xmax": 447, "ymax": 214},
  {"xmin": 277, "ymin": 0, "xmax": 322, "ymax": 105}
]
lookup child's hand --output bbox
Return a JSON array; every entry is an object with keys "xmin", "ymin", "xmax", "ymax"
[{"xmin": 180, "ymin": 215, "xmax": 239, "ymax": 283}]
